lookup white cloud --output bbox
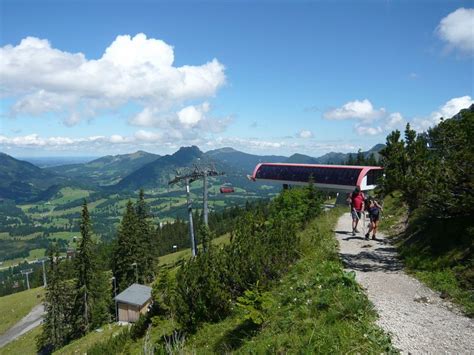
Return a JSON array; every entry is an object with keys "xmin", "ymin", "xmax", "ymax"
[
  {"xmin": 297, "ymin": 130, "xmax": 314, "ymax": 139},
  {"xmin": 437, "ymin": 8, "xmax": 474, "ymax": 55},
  {"xmin": 385, "ymin": 112, "xmax": 406, "ymax": 130},
  {"xmin": 0, "ymin": 34, "xmax": 226, "ymax": 125},
  {"xmin": 0, "ymin": 132, "xmax": 363, "ymax": 157},
  {"xmin": 177, "ymin": 102, "xmax": 208, "ymax": 128},
  {"xmin": 323, "ymin": 99, "xmax": 402, "ymax": 136},
  {"xmin": 129, "ymin": 101, "xmax": 231, "ymax": 135},
  {"xmin": 412, "ymin": 95, "xmax": 473, "ymax": 131},
  {"xmin": 134, "ymin": 130, "xmax": 163, "ymax": 142},
  {"xmin": 353, "ymin": 96, "xmax": 472, "ymax": 135},
  {"xmin": 323, "ymin": 99, "xmax": 386, "ymax": 122},
  {"xmin": 354, "ymin": 125, "xmax": 383, "ymax": 136}
]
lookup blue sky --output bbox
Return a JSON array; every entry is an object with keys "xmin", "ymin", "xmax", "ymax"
[{"xmin": 0, "ymin": 0, "xmax": 473, "ymax": 157}]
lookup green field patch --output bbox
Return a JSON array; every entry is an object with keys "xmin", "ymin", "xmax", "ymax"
[
  {"xmin": 49, "ymin": 187, "xmax": 91, "ymax": 205},
  {"xmin": 0, "ymin": 232, "xmax": 10, "ymax": 240},
  {"xmin": 28, "ymin": 248, "xmax": 46, "ymax": 260},
  {"xmin": 48, "ymin": 231, "xmax": 78, "ymax": 241},
  {"xmin": 0, "ymin": 257, "xmax": 28, "ymax": 269}
]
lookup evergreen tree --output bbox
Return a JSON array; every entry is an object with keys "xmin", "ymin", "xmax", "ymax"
[
  {"xmin": 113, "ymin": 201, "xmax": 140, "ymax": 291},
  {"xmin": 135, "ymin": 190, "xmax": 156, "ymax": 283},
  {"xmin": 355, "ymin": 149, "xmax": 365, "ymax": 165},
  {"xmin": 367, "ymin": 153, "xmax": 378, "ymax": 166},
  {"xmin": 403, "ymin": 123, "xmax": 429, "ymax": 211},
  {"xmin": 72, "ymin": 200, "xmax": 96, "ymax": 337},
  {"xmin": 346, "ymin": 154, "xmax": 355, "ymax": 165},
  {"xmin": 380, "ymin": 130, "xmax": 406, "ymax": 193},
  {"xmin": 37, "ymin": 245, "xmax": 75, "ymax": 352},
  {"xmin": 199, "ymin": 224, "xmax": 212, "ymax": 253}
]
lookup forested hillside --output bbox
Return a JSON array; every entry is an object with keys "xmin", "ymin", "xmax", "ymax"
[{"xmin": 46, "ymin": 151, "xmax": 160, "ymax": 186}]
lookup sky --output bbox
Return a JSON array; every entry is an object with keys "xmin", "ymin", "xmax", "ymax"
[{"xmin": 0, "ymin": 0, "xmax": 473, "ymax": 157}]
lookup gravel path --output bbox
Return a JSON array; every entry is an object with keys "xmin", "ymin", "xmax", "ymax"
[
  {"xmin": 335, "ymin": 213, "xmax": 474, "ymax": 354},
  {"xmin": 0, "ymin": 304, "xmax": 44, "ymax": 348}
]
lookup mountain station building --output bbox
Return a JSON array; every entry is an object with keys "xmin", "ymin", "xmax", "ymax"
[{"xmin": 249, "ymin": 163, "xmax": 383, "ymax": 202}]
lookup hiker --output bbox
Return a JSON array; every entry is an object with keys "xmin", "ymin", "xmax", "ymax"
[
  {"xmin": 347, "ymin": 187, "xmax": 365, "ymax": 235},
  {"xmin": 365, "ymin": 198, "xmax": 383, "ymax": 240}
]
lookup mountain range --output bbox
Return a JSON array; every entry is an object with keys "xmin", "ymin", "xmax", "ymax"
[{"xmin": 0, "ymin": 144, "xmax": 384, "ymax": 202}]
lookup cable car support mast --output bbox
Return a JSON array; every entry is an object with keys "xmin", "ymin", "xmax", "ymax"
[{"xmin": 168, "ymin": 165, "xmax": 224, "ymax": 256}]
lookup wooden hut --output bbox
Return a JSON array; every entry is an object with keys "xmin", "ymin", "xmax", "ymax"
[{"xmin": 115, "ymin": 284, "xmax": 152, "ymax": 323}]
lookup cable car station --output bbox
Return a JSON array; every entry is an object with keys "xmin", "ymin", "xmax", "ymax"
[{"xmin": 249, "ymin": 163, "xmax": 383, "ymax": 194}]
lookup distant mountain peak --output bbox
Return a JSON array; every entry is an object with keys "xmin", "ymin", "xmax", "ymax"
[{"xmin": 173, "ymin": 146, "xmax": 203, "ymax": 158}]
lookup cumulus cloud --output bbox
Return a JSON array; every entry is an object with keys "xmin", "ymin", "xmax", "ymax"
[
  {"xmin": 412, "ymin": 95, "xmax": 473, "ymax": 131},
  {"xmin": 297, "ymin": 130, "xmax": 314, "ymax": 139},
  {"xmin": 437, "ymin": 8, "xmax": 474, "ymax": 55},
  {"xmin": 323, "ymin": 99, "xmax": 386, "ymax": 122},
  {"xmin": 178, "ymin": 102, "xmax": 209, "ymax": 128},
  {"xmin": 351, "ymin": 96, "xmax": 472, "ymax": 135},
  {"xmin": 129, "ymin": 101, "xmax": 232, "ymax": 135},
  {"xmin": 354, "ymin": 125, "xmax": 383, "ymax": 136},
  {"xmin": 323, "ymin": 99, "xmax": 403, "ymax": 136},
  {"xmin": 0, "ymin": 34, "xmax": 226, "ymax": 126}
]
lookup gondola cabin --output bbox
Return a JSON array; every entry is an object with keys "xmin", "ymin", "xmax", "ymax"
[
  {"xmin": 249, "ymin": 163, "xmax": 383, "ymax": 192},
  {"xmin": 220, "ymin": 186, "xmax": 235, "ymax": 194}
]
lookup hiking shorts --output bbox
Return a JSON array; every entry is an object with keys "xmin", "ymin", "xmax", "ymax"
[
  {"xmin": 351, "ymin": 210, "xmax": 362, "ymax": 220},
  {"xmin": 369, "ymin": 214, "xmax": 379, "ymax": 222}
]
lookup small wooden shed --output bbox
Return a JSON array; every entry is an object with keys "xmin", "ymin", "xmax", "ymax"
[{"xmin": 115, "ymin": 283, "xmax": 152, "ymax": 323}]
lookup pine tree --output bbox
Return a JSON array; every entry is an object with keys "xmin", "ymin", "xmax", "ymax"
[
  {"xmin": 199, "ymin": 224, "xmax": 212, "ymax": 253},
  {"xmin": 113, "ymin": 201, "xmax": 140, "ymax": 291},
  {"xmin": 367, "ymin": 153, "xmax": 378, "ymax": 166},
  {"xmin": 347, "ymin": 154, "xmax": 355, "ymax": 165},
  {"xmin": 37, "ymin": 245, "xmax": 75, "ymax": 352},
  {"xmin": 135, "ymin": 190, "xmax": 155, "ymax": 283},
  {"xmin": 355, "ymin": 149, "xmax": 365, "ymax": 165},
  {"xmin": 72, "ymin": 200, "xmax": 96, "ymax": 337},
  {"xmin": 380, "ymin": 130, "xmax": 406, "ymax": 194}
]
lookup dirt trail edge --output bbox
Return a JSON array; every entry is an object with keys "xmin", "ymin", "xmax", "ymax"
[{"xmin": 335, "ymin": 213, "xmax": 474, "ymax": 353}]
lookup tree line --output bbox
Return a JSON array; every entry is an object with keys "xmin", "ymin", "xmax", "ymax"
[{"xmin": 379, "ymin": 106, "xmax": 473, "ymax": 219}]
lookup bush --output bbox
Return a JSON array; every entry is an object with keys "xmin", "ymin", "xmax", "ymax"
[{"xmin": 170, "ymin": 185, "xmax": 323, "ymax": 330}]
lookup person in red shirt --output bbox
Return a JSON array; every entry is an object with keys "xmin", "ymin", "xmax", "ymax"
[{"xmin": 347, "ymin": 187, "xmax": 365, "ymax": 236}]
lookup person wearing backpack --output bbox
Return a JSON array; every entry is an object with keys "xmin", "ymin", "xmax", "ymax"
[
  {"xmin": 365, "ymin": 198, "xmax": 383, "ymax": 240},
  {"xmin": 347, "ymin": 187, "xmax": 365, "ymax": 236}
]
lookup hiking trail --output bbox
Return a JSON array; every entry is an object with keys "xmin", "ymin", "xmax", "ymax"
[{"xmin": 335, "ymin": 212, "xmax": 474, "ymax": 353}]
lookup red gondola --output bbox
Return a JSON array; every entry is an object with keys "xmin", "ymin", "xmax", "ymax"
[{"xmin": 220, "ymin": 185, "xmax": 235, "ymax": 194}]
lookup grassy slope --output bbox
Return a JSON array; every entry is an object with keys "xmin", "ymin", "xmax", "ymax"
[
  {"xmin": 0, "ymin": 325, "xmax": 41, "ymax": 355},
  {"xmin": 381, "ymin": 193, "xmax": 473, "ymax": 317},
  {"xmin": 54, "ymin": 325, "xmax": 121, "ymax": 355},
  {"xmin": 176, "ymin": 208, "xmax": 395, "ymax": 353},
  {"xmin": 0, "ymin": 287, "xmax": 44, "ymax": 335}
]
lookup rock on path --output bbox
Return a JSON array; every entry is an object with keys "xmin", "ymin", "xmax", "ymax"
[{"xmin": 335, "ymin": 213, "xmax": 474, "ymax": 354}]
